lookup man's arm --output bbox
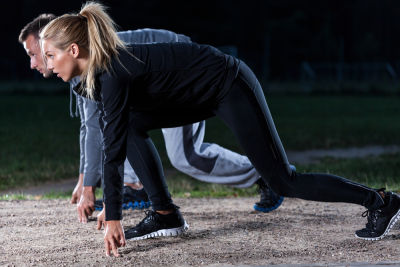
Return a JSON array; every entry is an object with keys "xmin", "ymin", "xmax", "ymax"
[
  {"xmin": 117, "ymin": 28, "xmax": 191, "ymax": 45},
  {"xmin": 70, "ymin": 82, "xmax": 86, "ymax": 204}
]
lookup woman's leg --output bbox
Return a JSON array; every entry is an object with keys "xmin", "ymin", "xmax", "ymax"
[
  {"xmin": 123, "ymin": 112, "xmax": 188, "ymax": 240},
  {"xmin": 214, "ymin": 62, "xmax": 384, "ymax": 210},
  {"xmin": 124, "ymin": 109, "xmax": 214, "ymax": 211},
  {"xmin": 125, "ymin": 123, "xmax": 175, "ymax": 211}
]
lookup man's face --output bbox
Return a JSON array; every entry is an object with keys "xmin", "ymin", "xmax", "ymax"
[{"xmin": 23, "ymin": 34, "xmax": 53, "ymax": 78}]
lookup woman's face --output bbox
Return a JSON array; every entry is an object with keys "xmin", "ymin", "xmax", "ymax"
[{"xmin": 41, "ymin": 39, "xmax": 80, "ymax": 82}]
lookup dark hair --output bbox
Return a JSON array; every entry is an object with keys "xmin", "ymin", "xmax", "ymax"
[{"xmin": 18, "ymin": 13, "xmax": 56, "ymax": 43}]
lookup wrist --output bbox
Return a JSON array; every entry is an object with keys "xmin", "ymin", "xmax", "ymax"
[
  {"xmin": 83, "ymin": 186, "xmax": 96, "ymax": 193},
  {"xmin": 106, "ymin": 220, "xmax": 121, "ymax": 223}
]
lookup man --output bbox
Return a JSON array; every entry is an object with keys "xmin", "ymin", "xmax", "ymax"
[
  {"xmin": 19, "ymin": 14, "xmax": 150, "ymax": 224},
  {"xmin": 19, "ymin": 14, "xmax": 295, "ymax": 223}
]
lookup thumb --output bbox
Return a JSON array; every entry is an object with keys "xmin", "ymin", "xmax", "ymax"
[
  {"xmin": 70, "ymin": 195, "xmax": 77, "ymax": 204},
  {"xmin": 97, "ymin": 218, "xmax": 102, "ymax": 230},
  {"xmin": 120, "ymin": 236, "xmax": 126, "ymax": 247}
]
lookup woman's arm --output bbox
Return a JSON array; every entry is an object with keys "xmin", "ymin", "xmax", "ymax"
[{"xmin": 99, "ymin": 73, "xmax": 130, "ymax": 221}]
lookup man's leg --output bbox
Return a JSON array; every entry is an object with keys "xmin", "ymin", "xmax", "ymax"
[
  {"xmin": 124, "ymin": 114, "xmax": 188, "ymax": 240},
  {"xmin": 162, "ymin": 122, "xmax": 258, "ymax": 188},
  {"xmin": 162, "ymin": 122, "xmax": 295, "ymax": 212},
  {"xmin": 121, "ymin": 159, "xmax": 150, "ymax": 210}
]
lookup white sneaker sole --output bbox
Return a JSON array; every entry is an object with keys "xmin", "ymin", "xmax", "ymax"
[
  {"xmin": 355, "ymin": 207, "xmax": 400, "ymax": 241},
  {"xmin": 127, "ymin": 221, "xmax": 189, "ymax": 241}
]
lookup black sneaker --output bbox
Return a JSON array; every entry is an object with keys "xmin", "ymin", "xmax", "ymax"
[
  {"xmin": 355, "ymin": 191, "xmax": 400, "ymax": 240},
  {"xmin": 122, "ymin": 186, "xmax": 151, "ymax": 210},
  {"xmin": 253, "ymin": 179, "xmax": 284, "ymax": 213},
  {"xmin": 125, "ymin": 209, "xmax": 189, "ymax": 240}
]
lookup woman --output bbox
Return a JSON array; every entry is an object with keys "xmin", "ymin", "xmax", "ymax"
[{"xmin": 40, "ymin": 2, "xmax": 400, "ymax": 257}]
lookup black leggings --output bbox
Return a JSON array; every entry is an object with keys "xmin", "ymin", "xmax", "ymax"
[
  {"xmin": 214, "ymin": 62, "xmax": 383, "ymax": 210},
  {"xmin": 126, "ymin": 62, "xmax": 384, "ymax": 211}
]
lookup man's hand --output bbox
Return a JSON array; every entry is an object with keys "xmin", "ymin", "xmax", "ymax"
[
  {"xmin": 77, "ymin": 186, "xmax": 96, "ymax": 223},
  {"xmin": 70, "ymin": 173, "xmax": 84, "ymax": 204},
  {"xmin": 104, "ymin": 220, "xmax": 126, "ymax": 257},
  {"xmin": 97, "ymin": 204, "xmax": 105, "ymax": 230}
]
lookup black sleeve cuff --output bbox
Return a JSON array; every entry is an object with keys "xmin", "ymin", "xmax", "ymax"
[{"xmin": 105, "ymin": 201, "xmax": 123, "ymax": 221}]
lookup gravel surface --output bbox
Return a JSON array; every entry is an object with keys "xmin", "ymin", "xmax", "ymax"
[{"xmin": 0, "ymin": 197, "xmax": 399, "ymax": 266}]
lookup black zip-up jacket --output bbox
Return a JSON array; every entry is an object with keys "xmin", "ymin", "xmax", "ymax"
[{"xmin": 74, "ymin": 42, "xmax": 241, "ymax": 220}]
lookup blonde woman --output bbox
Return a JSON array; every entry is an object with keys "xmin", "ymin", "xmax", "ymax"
[
  {"xmin": 19, "ymin": 14, "xmax": 289, "ymax": 225},
  {"xmin": 40, "ymin": 2, "xmax": 400, "ymax": 257}
]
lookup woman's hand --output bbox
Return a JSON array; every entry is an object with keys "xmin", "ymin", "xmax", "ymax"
[{"xmin": 104, "ymin": 220, "xmax": 126, "ymax": 257}]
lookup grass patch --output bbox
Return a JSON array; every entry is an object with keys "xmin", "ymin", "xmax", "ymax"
[
  {"xmin": 165, "ymin": 172, "xmax": 258, "ymax": 198},
  {"xmin": 0, "ymin": 95, "xmax": 80, "ymax": 191},
  {"xmin": 1, "ymin": 94, "xmax": 400, "ymax": 192},
  {"xmin": 251, "ymin": 95, "xmax": 400, "ymax": 150},
  {"xmin": 1, "ymin": 152, "xmax": 399, "ymax": 200},
  {"xmin": 150, "ymin": 95, "xmax": 400, "ymax": 165},
  {"xmin": 165, "ymin": 152, "xmax": 400, "ymax": 196},
  {"xmin": 298, "ymin": 152, "xmax": 400, "ymax": 192}
]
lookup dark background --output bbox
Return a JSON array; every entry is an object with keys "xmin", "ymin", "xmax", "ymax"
[{"xmin": 4, "ymin": 0, "xmax": 400, "ymax": 82}]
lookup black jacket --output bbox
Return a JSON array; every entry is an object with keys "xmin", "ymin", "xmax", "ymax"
[{"xmin": 74, "ymin": 42, "xmax": 241, "ymax": 220}]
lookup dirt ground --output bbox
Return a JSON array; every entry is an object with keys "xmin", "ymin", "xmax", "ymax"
[{"xmin": 0, "ymin": 197, "xmax": 399, "ymax": 266}]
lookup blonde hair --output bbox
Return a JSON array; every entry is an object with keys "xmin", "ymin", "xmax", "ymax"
[{"xmin": 40, "ymin": 2, "xmax": 126, "ymax": 98}]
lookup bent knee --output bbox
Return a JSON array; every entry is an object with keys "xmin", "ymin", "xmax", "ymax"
[
  {"xmin": 168, "ymin": 155, "xmax": 188, "ymax": 172},
  {"xmin": 266, "ymin": 168, "xmax": 296, "ymax": 196}
]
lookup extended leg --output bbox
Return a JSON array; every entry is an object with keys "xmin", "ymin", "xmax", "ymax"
[{"xmin": 214, "ymin": 62, "xmax": 384, "ymax": 210}]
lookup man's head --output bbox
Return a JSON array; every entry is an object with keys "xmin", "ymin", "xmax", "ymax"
[{"xmin": 19, "ymin": 14, "xmax": 56, "ymax": 78}]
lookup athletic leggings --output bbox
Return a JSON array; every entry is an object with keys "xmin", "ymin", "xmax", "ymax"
[
  {"xmin": 126, "ymin": 62, "xmax": 384, "ymax": 212},
  {"xmin": 214, "ymin": 62, "xmax": 383, "ymax": 210}
]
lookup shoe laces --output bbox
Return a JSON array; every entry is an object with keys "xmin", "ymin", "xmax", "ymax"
[
  {"xmin": 261, "ymin": 189, "xmax": 273, "ymax": 202},
  {"xmin": 137, "ymin": 210, "xmax": 158, "ymax": 228},
  {"xmin": 257, "ymin": 180, "xmax": 270, "ymax": 197},
  {"xmin": 362, "ymin": 209, "xmax": 381, "ymax": 230}
]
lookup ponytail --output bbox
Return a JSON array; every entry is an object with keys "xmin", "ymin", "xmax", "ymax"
[{"xmin": 40, "ymin": 2, "xmax": 127, "ymax": 99}]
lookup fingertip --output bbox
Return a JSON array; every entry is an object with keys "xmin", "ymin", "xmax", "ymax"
[
  {"xmin": 105, "ymin": 242, "xmax": 110, "ymax": 257},
  {"xmin": 113, "ymin": 250, "xmax": 120, "ymax": 257}
]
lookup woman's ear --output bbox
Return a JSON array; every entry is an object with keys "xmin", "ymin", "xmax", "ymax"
[{"xmin": 70, "ymin": 43, "xmax": 80, "ymax": 58}]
